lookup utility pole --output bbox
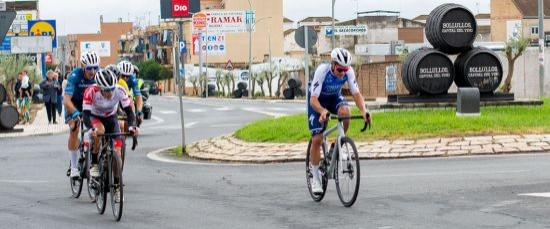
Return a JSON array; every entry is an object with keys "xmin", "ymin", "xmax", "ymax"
[
  {"xmin": 175, "ymin": 20, "xmax": 186, "ymax": 153},
  {"xmin": 331, "ymin": 0, "xmax": 336, "ymax": 49},
  {"xmin": 539, "ymin": 0, "xmax": 545, "ymax": 98}
]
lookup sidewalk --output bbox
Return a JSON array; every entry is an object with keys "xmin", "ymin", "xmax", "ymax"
[
  {"xmin": 185, "ymin": 134, "xmax": 550, "ymax": 163},
  {"xmin": 0, "ymin": 106, "xmax": 68, "ymax": 138}
]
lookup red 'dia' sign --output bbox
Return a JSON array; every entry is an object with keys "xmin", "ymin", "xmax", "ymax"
[{"xmin": 172, "ymin": 0, "xmax": 189, "ymax": 17}]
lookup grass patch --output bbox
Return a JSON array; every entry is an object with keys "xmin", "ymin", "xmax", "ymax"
[
  {"xmin": 172, "ymin": 145, "xmax": 184, "ymax": 157},
  {"xmin": 235, "ymin": 99, "xmax": 549, "ymax": 143}
]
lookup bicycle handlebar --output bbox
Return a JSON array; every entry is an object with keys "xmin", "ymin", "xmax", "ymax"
[
  {"xmin": 322, "ymin": 114, "xmax": 371, "ymax": 133},
  {"xmin": 98, "ymin": 132, "xmax": 139, "ymax": 150}
]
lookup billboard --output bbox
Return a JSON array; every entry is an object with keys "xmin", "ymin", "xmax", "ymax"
[
  {"xmin": 10, "ymin": 36, "xmax": 52, "ymax": 53},
  {"xmin": 28, "ymin": 20, "xmax": 57, "ymax": 48},
  {"xmin": 160, "ymin": 0, "xmax": 200, "ymax": 19},
  {"xmin": 192, "ymin": 33, "xmax": 225, "ymax": 56},
  {"xmin": 202, "ymin": 11, "xmax": 253, "ymax": 33},
  {"xmin": 6, "ymin": 10, "xmax": 36, "ymax": 36},
  {"xmin": 80, "ymin": 41, "xmax": 111, "ymax": 57}
]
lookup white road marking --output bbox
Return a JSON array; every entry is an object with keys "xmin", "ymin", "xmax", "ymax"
[
  {"xmin": 185, "ymin": 122, "xmax": 198, "ymax": 128},
  {"xmin": 188, "ymin": 109, "xmax": 206, "ymax": 113},
  {"xmin": 159, "ymin": 110, "xmax": 177, "ymax": 114},
  {"xmin": 148, "ymin": 122, "xmax": 197, "ymax": 130},
  {"xmin": 0, "ymin": 180, "xmax": 50, "ymax": 183},
  {"xmin": 141, "ymin": 115, "xmax": 164, "ymax": 127},
  {"xmin": 146, "ymin": 147, "xmax": 247, "ymax": 166},
  {"xmin": 214, "ymin": 107, "xmax": 234, "ymax": 111},
  {"xmin": 364, "ymin": 170, "xmax": 529, "ymax": 178},
  {"xmin": 211, "ymin": 123, "xmax": 241, "ymax": 128},
  {"xmin": 518, "ymin": 192, "xmax": 550, "ymax": 198},
  {"xmin": 241, "ymin": 107, "xmax": 286, "ymax": 117}
]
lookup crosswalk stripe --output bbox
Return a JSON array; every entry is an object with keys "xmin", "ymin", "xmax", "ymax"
[{"xmin": 518, "ymin": 192, "xmax": 550, "ymax": 198}]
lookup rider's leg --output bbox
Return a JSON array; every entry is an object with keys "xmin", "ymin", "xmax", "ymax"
[
  {"xmin": 337, "ymin": 105, "xmax": 351, "ymax": 133},
  {"xmin": 68, "ymin": 120, "xmax": 79, "ymax": 170}
]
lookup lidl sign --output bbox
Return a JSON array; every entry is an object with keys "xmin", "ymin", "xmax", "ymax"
[{"xmin": 28, "ymin": 20, "xmax": 57, "ymax": 48}]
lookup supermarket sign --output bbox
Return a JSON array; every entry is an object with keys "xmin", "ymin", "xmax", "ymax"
[{"xmin": 204, "ymin": 11, "xmax": 253, "ymax": 33}]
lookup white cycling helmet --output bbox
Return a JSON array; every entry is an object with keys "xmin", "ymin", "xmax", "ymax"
[
  {"xmin": 117, "ymin": 61, "xmax": 134, "ymax": 76},
  {"xmin": 80, "ymin": 51, "xmax": 100, "ymax": 67},
  {"xmin": 94, "ymin": 69, "xmax": 117, "ymax": 90},
  {"xmin": 330, "ymin": 48, "xmax": 352, "ymax": 67}
]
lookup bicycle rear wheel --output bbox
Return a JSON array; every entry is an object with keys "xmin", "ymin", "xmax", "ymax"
[
  {"xmin": 109, "ymin": 150, "xmax": 124, "ymax": 221},
  {"xmin": 334, "ymin": 137, "xmax": 360, "ymax": 207},
  {"xmin": 306, "ymin": 139, "xmax": 328, "ymax": 202},
  {"xmin": 95, "ymin": 156, "xmax": 107, "ymax": 214},
  {"xmin": 86, "ymin": 149, "xmax": 96, "ymax": 202}
]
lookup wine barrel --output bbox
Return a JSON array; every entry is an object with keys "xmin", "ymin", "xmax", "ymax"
[
  {"xmin": 283, "ymin": 88, "xmax": 294, "ymax": 99},
  {"xmin": 293, "ymin": 87, "xmax": 305, "ymax": 97},
  {"xmin": 454, "ymin": 47, "xmax": 503, "ymax": 93},
  {"xmin": 237, "ymin": 82, "xmax": 248, "ymax": 90},
  {"xmin": 288, "ymin": 78, "xmax": 302, "ymax": 88},
  {"xmin": 402, "ymin": 48, "xmax": 455, "ymax": 95},
  {"xmin": 0, "ymin": 84, "xmax": 6, "ymax": 104},
  {"xmin": 426, "ymin": 3, "xmax": 477, "ymax": 54},
  {"xmin": 232, "ymin": 89, "xmax": 242, "ymax": 98},
  {"xmin": 0, "ymin": 104, "xmax": 19, "ymax": 129},
  {"xmin": 241, "ymin": 89, "xmax": 249, "ymax": 97}
]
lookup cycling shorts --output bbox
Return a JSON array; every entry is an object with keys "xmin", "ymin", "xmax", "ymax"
[{"xmin": 307, "ymin": 94, "xmax": 348, "ymax": 136}]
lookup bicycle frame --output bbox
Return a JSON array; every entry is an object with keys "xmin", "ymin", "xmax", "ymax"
[{"xmin": 322, "ymin": 120, "xmax": 346, "ymax": 179}]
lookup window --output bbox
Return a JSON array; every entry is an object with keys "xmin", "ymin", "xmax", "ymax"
[{"xmin": 531, "ymin": 26, "xmax": 539, "ymax": 35}]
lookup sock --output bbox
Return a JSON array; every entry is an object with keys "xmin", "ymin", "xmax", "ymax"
[
  {"xmin": 69, "ymin": 150, "xmax": 78, "ymax": 169},
  {"xmin": 312, "ymin": 165, "xmax": 320, "ymax": 182}
]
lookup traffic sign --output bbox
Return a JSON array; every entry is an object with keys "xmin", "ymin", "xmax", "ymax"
[
  {"xmin": 294, "ymin": 26, "xmax": 317, "ymax": 49},
  {"xmin": 325, "ymin": 27, "xmax": 334, "ymax": 36},
  {"xmin": 0, "ymin": 11, "xmax": 16, "ymax": 43},
  {"xmin": 179, "ymin": 41, "xmax": 187, "ymax": 53},
  {"xmin": 226, "ymin": 60, "xmax": 234, "ymax": 70},
  {"xmin": 192, "ymin": 12, "xmax": 207, "ymax": 33}
]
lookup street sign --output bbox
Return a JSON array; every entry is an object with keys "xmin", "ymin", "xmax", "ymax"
[
  {"xmin": 225, "ymin": 60, "xmax": 234, "ymax": 70},
  {"xmin": 192, "ymin": 12, "xmax": 207, "ymax": 33},
  {"xmin": 324, "ymin": 25, "xmax": 368, "ymax": 36},
  {"xmin": 325, "ymin": 27, "xmax": 334, "ymax": 36},
  {"xmin": 160, "ymin": 0, "xmax": 200, "ymax": 19},
  {"xmin": 295, "ymin": 26, "xmax": 317, "ymax": 49},
  {"xmin": 179, "ymin": 41, "xmax": 186, "ymax": 53},
  {"xmin": 0, "ymin": 11, "xmax": 16, "ymax": 43}
]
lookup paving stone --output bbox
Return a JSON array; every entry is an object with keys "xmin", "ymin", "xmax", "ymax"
[
  {"xmin": 494, "ymin": 138, "xmax": 517, "ymax": 143},
  {"xmin": 461, "ymin": 145, "xmax": 482, "ymax": 150},
  {"xmin": 415, "ymin": 138, "xmax": 441, "ymax": 144},
  {"xmin": 412, "ymin": 147, "xmax": 436, "ymax": 153},
  {"xmin": 445, "ymin": 150, "xmax": 470, "ymax": 156},
  {"xmin": 494, "ymin": 147, "xmax": 519, "ymax": 154},
  {"xmin": 469, "ymin": 140, "xmax": 493, "ymax": 146},
  {"xmin": 376, "ymin": 152, "xmax": 400, "ymax": 158},
  {"xmin": 392, "ymin": 140, "xmax": 415, "ymax": 145},
  {"xmin": 371, "ymin": 140, "xmax": 391, "ymax": 146},
  {"xmin": 518, "ymin": 146, "xmax": 544, "ymax": 152},
  {"xmin": 390, "ymin": 147, "xmax": 414, "ymax": 153},
  {"xmin": 529, "ymin": 142, "xmax": 550, "ymax": 147},
  {"xmin": 482, "ymin": 144, "xmax": 503, "ymax": 149},
  {"xmin": 470, "ymin": 148, "xmax": 495, "ymax": 154},
  {"xmin": 448, "ymin": 141, "xmax": 470, "ymax": 146},
  {"xmin": 501, "ymin": 142, "xmax": 530, "ymax": 148},
  {"xmin": 493, "ymin": 135, "xmax": 521, "ymax": 140},
  {"xmin": 464, "ymin": 136, "xmax": 493, "ymax": 141},
  {"xmin": 371, "ymin": 147, "xmax": 391, "ymax": 153},
  {"xmin": 437, "ymin": 146, "xmax": 461, "ymax": 151},
  {"xmin": 440, "ymin": 137, "xmax": 463, "ymax": 143},
  {"xmin": 424, "ymin": 143, "xmax": 447, "ymax": 148},
  {"xmin": 421, "ymin": 151, "xmax": 446, "ymax": 157}
]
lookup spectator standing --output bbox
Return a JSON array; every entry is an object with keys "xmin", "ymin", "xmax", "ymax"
[
  {"xmin": 55, "ymin": 71, "xmax": 63, "ymax": 116},
  {"xmin": 158, "ymin": 83, "xmax": 163, "ymax": 96},
  {"xmin": 40, "ymin": 70, "xmax": 60, "ymax": 124},
  {"xmin": 14, "ymin": 72, "xmax": 23, "ymax": 115},
  {"xmin": 19, "ymin": 70, "xmax": 32, "ymax": 124}
]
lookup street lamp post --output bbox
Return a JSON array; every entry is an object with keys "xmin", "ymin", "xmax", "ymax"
[
  {"xmin": 331, "ymin": 0, "xmax": 336, "ymax": 49},
  {"xmin": 538, "ymin": 0, "xmax": 545, "ymax": 97}
]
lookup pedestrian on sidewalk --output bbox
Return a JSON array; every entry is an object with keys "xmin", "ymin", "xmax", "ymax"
[
  {"xmin": 158, "ymin": 83, "xmax": 163, "ymax": 96},
  {"xmin": 19, "ymin": 70, "xmax": 32, "ymax": 124},
  {"xmin": 40, "ymin": 70, "xmax": 60, "ymax": 124},
  {"xmin": 61, "ymin": 72, "xmax": 68, "ymax": 117},
  {"xmin": 14, "ymin": 72, "xmax": 23, "ymax": 115},
  {"xmin": 55, "ymin": 71, "xmax": 63, "ymax": 116}
]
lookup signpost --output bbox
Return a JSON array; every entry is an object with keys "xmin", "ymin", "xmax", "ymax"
[
  {"xmin": 0, "ymin": 11, "xmax": 16, "ymax": 43},
  {"xmin": 324, "ymin": 25, "xmax": 368, "ymax": 36}
]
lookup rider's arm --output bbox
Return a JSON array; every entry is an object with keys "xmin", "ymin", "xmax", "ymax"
[
  {"xmin": 83, "ymin": 110, "xmax": 93, "ymax": 129},
  {"xmin": 310, "ymin": 64, "xmax": 329, "ymax": 115},
  {"xmin": 128, "ymin": 76, "xmax": 143, "ymax": 114},
  {"xmin": 63, "ymin": 72, "xmax": 79, "ymax": 114},
  {"xmin": 118, "ymin": 87, "xmax": 137, "ymax": 127},
  {"xmin": 123, "ymin": 106, "xmax": 136, "ymax": 127},
  {"xmin": 82, "ymin": 86, "xmax": 96, "ymax": 129}
]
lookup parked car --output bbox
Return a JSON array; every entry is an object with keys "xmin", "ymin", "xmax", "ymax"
[{"xmin": 142, "ymin": 80, "xmax": 158, "ymax": 95}]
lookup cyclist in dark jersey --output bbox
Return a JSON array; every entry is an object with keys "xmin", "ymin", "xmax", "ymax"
[{"xmin": 63, "ymin": 51, "xmax": 100, "ymax": 178}]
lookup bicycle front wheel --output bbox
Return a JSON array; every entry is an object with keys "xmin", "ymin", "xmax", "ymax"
[
  {"xmin": 334, "ymin": 137, "xmax": 360, "ymax": 207},
  {"xmin": 86, "ymin": 150, "xmax": 96, "ymax": 202},
  {"xmin": 306, "ymin": 139, "xmax": 328, "ymax": 202},
  {"xmin": 69, "ymin": 161, "xmax": 83, "ymax": 198},
  {"xmin": 109, "ymin": 151, "xmax": 124, "ymax": 221},
  {"xmin": 95, "ymin": 157, "xmax": 107, "ymax": 214}
]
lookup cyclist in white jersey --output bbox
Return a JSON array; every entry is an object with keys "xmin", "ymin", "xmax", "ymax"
[
  {"xmin": 307, "ymin": 48, "xmax": 371, "ymax": 194},
  {"xmin": 82, "ymin": 69, "xmax": 138, "ymax": 189}
]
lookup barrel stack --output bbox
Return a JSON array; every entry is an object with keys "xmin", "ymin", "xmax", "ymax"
[
  {"xmin": 0, "ymin": 84, "xmax": 19, "ymax": 130},
  {"xmin": 283, "ymin": 78, "xmax": 305, "ymax": 100},
  {"xmin": 402, "ymin": 3, "xmax": 503, "ymax": 96},
  {"xmin": 233, "ymin": 82, "xmax": 249, "ymax": 98}
]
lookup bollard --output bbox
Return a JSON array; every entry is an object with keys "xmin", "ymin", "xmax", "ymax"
[{"xmin": 457, "ymin": 87, "xmax": 480, "ymax": 116}]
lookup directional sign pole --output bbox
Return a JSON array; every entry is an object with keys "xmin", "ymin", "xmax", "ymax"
[
  {"xmin": 304, "ymin": 26, "xmax": 310, "ymax": 103},
  {"xmin": 176, "ymin": 20, "xmax": 186, "ymax": 153},
  {"xmin": 0, "ymin": 11, "xmax": 16, "ymax": 43}
]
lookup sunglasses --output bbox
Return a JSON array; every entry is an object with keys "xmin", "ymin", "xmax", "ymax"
[
  {"xmin": 85, "ymin": 66, "xmax": 99, "ymax": 71},
  {"xmin": 336, "ymin": 67, "xmax": 349, "ymax": 73},
  {"xmin": 101, "ymin": 87, "xmax": 116, "ymax": 92}
]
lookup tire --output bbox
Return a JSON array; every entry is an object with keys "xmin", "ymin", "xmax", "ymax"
[
  {"xmin": 86, "ymin": 148, "xmax": 96, "ymax": 202},
  {"xmin": 334, "ymin": 137, "xmax": 360, "ymax": 207},
  {"xmin": 95, "ymin": 154, "xmax": 107, "ymax": 214},
  {"xmin": 109, "ymin": 149, "xmax": 124, "ymax": 221},
  {"xmin": 69, "ymin": 162, "xmax": 83, "ymax": 198},
  {"xmin": 306, "ymin": 139, "xmax": 328, "ymax": 202}
]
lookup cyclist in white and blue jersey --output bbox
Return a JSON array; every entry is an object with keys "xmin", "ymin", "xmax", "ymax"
[
  {"xmin": 307, "ymin": 48, "xmax": 371, "ymax": 194},
  {"xmin": 117, "ymin": 61, "xmax": 143, "ymax": 124},
  {"xmin": 63, "ymin": 51, "xmax": 100, "ymax": 178}
]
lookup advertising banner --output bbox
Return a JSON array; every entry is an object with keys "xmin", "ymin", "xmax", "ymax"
[
  {"xmin": 28, "ymin": 20, "xmax": 57, "ymax": 48},
  {"xmin": 204, "ymin": 11, "xmax": 253, "ymax": 33},
  {"xmin": 192, "ymin": 33, "xmax": 225, "ymax": 56},
  {"xmin": 80, "ymin": 41, "xmax": 111, "ymax": 57},
  {"xmin": 6, "ymin": 10, "xmax": 36, "ymax": 36}
]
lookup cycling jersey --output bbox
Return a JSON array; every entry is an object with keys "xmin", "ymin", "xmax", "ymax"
[
  {"xmin": 118, "ymin": 78, "xmax": 130, "ymax": 95},
  {"xmin": 309, "ymin": 63, "xmax": 359, "ymax": 99},
  {"xmin": 64, "ymin": 68, "xmax": 95, "ymax": 111},
  {"xmin": 125, "ymin": 75, "xmax": 142, "ymax": 97},
  {"xmin": 83, "ymin": 85, "xmax": 132, "ymax": 117},
  {"xmin": 307, "ymin": 63, "xmax": 360, "ymax": 136}
]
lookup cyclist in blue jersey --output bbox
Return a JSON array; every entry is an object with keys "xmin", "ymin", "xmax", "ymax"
[
  {"xmin": 307, "ymin": 48, "xmax": 371, "ymax": 194},
  {"xmin": 63, "ymin": 51, "xmax": 100, "ymax": 178},
  {"xmin": 117, "ymin": 61, "xmax": 143, "ymax": 124}
]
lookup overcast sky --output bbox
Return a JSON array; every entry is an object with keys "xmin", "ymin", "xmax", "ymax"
[{"xmin": 38, "ymin": 0, "xmax": 490, "ymax": 35}]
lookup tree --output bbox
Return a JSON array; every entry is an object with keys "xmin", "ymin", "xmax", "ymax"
[
  {"xmin": 254, "ymin": 71, "xmax": 266, "ymax": 97},
  {"xmin": 159, "ymin": 66, "xmax": 172, "ymax": 81},
  {"xmin": 501, "ymin": 37, "xmax": 529, "ymax": 93},
  {"xmin": 215, "ymin": 70, "xmax": 224, "ymax": 96},
  {"xmin": 223, "ymin": 72, "xmax": 234, "ymax": 97},
  {"xmin": 137, "ymin": 61, "xmax": 162, "ymax": 81},
  {"xmin": 188, "ymin": 75, "xmax": 199, "ymax": 96}
]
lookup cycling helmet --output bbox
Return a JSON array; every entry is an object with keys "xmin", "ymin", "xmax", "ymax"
[
  {"xmin": 133, "ymin": 64, "xmax": 140, "ymax": 76},
  {"xmin": 330, "ymin": 48, "xmax": 352, "ymax": 67},
  {"xmin": 105, "ymin": 64, "xmax": 120, "ymax": 77},
  {"xmin": 80, "ymin": 51, "xmax": 100, "ymax": 67},
  {"xmin": 117, "ymin": 61, "xmax": 134, "ymax": 76},
  {"xmin": 94, "ymin": 69, "xmax": 117, "ymax": 90}
]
